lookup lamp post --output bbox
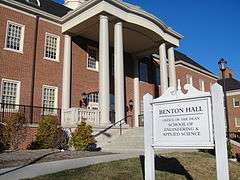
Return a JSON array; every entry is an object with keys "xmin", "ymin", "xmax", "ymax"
[{"xmin": 218, "ymin": 58, "xmax": 230, "ymax": 139}]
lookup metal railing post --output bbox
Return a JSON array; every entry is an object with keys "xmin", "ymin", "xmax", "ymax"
[
  {"xmin": 120, "ymin": 122, "xmax": 122, "ymax": 135},
  {"xmin": 1, "ymin": 103, "xmax": 4, "ymax": 122}
]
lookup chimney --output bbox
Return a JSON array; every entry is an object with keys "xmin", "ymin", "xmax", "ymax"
[
  {"xmin": 220, "ymin": 68, "xmax": 234, "ymax": 79},
  {"xmin": 64, "ymin": 0, "xmax": 88, "ymax": 9}
]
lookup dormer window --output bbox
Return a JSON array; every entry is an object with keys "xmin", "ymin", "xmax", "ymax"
[{"xmin": 25, "ymin": 0, "xmax": 40, "ymax": 6}]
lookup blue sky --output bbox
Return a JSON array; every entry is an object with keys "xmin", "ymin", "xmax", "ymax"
[{"xmin": 56, "ymin": 0, "xmax": 240, "ymax": 78}]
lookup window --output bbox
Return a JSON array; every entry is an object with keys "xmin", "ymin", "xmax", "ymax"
[
  {"xmin": 235, "ymin": 117, "xmax": 240, "ymax": 127},
  {"xmin": 233, "ymin": 98, "xmax": 240, "ymax": 107},
  {"xmin": 140, "ymin": 63, "xmax": 148, "ymax": 82},
  {"xmin": 87, "ymin": 46, "xmax": 99, "ymax": 71},
  {"xmin": 87, "ymin": 92, "xmax": 99, "ymax": 103},
  {"xmin": 5, "ymin": 21, "xmax": 25, "ymax": 53},
  {"xmin": 155, "ymin": 67, "xmax": 160, "ymax": 85},
  {"xmin": 42, "ymin": 86, "xmax": 58, "ymax": 114},
  {"xmin": 186, "ymin": 74, "xmax": 193, "ymax": 85},
  {"xmin": 1, "ymin": 79, "xmax": 20, "ymax": 110},
  {"xmin": 199, "ymin": 79, "xmax": 205, "ymax": 91},
  {"xmin": 44, "ymin": 33, "xmax": 60, "ymax": 61},
  {"xmin": 25, "ymin": 0, "xmax": 40, "ymax": 6}
]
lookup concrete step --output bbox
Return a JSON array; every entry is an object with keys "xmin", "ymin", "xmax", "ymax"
[{"xmin": 101, "ymin": 128, "xmax": 145, "ymax": 152}]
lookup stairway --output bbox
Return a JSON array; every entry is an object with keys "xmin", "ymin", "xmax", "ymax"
[{"xmin": 101, "ymin": 127, "xmax": 144, "ymax": 153}]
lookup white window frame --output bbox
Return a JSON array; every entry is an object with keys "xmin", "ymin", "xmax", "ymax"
[
  {"xmin": 43, "ymin": 32, "xmax": 60, "ymax": 62},
  {"xmin": 186, "ymin": 74, "xmax": 193, "ymax": 85},
  {"xmin": 0, "ymin": 78, "xmax": 21, "ymax": 111},
  {"xmin": 86, "ymin": 46, "xmax": 99, "ymax": 72},
  {"xmin": 235, "ymin": 117, "xmax": 240, "ymax": 127},
  {"xmin": 4, "ymin": 20, "xmax": 25, "ymax": 53},
  {"xmin": 233, "ymin": 98, "xmax": 240, "ymax": 108},
  {"xmin": 42, "ymin": 85, "xmax": 58, "ymax": 114},
  {"xmin": 199, "ymin": 79, "xmax": 205, "ymax": 91}
]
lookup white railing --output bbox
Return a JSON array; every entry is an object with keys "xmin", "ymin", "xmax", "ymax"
[{"xmin": 62, "ymin": 107, "xmax": 100, "ymax": 127}]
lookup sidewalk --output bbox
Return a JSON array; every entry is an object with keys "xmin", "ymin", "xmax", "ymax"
[{"xmin": 0, "ymin": 153, "xmax": 139, "ymax": 180}]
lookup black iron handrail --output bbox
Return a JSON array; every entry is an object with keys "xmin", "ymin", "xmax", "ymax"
[
  {"xmin": 0, "ymin": 102, "xmax": 61, "ymax": 124},
  {"xmin": 94, "ymin": 115, "xmax": 132, "ymax": 138}
]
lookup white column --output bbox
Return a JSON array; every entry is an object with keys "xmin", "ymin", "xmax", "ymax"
[
  {"xmin": 114, "ymin": 22, "xmax": 125, "ymax": 122},
  {"xmin": 159, "ymin": 43, "xmax": 168, "ymax": 94},
  {"xmin": 168, "ymin": 47, "xmax": 177, "ymax": 90},
  {"xmin": 62, "ymin": 35, "xmax": 71, "ymax": 110},
  {"xmin": 133, "ymin": 58, "xmax": 140, "ymax": 127},
  {"xmin": 99, "ymin": 15, "xmax": 110, "ymax": 124}
]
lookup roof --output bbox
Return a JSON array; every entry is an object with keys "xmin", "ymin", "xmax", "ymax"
[
  {"xmin": 175, "ymin": 51, "xmax": 213, "ymax": 74},
  {"xmin": 218, "ymin": 78, "xmax": 240, "ymax": 91},
  {"xmin": 14, "ymin": 0, "xmax": 71, "ymax": 17}
]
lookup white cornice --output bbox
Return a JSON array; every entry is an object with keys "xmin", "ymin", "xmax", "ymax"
[
  {"xmin": 227, "ymin": 90, "xmax": 240, "ymax": 96},
  {"xmin": 1, "ymin": 0, "xmax": 182, "ymax": 41},
  {"xmin": 61, "ymin": 0, "xmax": 183, "ymax": 40},
  {"xmin": 1, "ymin": 0, "xmax": 62, "ymax": 23}
]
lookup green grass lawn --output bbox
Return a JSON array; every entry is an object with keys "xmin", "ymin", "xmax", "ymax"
[{"xmin": 30, "ymin": 152, "xmax": 240, "ymax": 180}]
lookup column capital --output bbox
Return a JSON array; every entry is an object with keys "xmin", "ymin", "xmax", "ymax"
[{"xmin": 99, "ymin": 15, "xmax": 109, "ymax": 20}]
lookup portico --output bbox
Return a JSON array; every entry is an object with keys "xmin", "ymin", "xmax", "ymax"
[{"xmin": 61, "ymin": 0, "xmax": 182, "ymax": 127}]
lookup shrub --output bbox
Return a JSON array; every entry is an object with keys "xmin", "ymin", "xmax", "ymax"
[
  {"xmin": 70, "ymin": 121, "xmax": 96, "ymax": 151},
  {"xmin": 28, "ymin": 115, "xmax": 68, "ymax": 150},
  {"xmin": 2, "ymin": 113, "xmax": 26, "ymax": 150},
  {"xmin": 0, "ymin": 123, "xmax": 7, "ymax": 153}
]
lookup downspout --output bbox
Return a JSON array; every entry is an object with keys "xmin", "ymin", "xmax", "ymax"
[{"xmin": 30, "ymin": 15, "xmax": 39, "ymax": 123}]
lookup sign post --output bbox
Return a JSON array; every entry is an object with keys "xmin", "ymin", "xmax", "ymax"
[
  {"xmin": 143, "ymin": 83, "xmax": 229, "ymax": 180},
  {"xmin": 211, "ymin": 84, "xmax": 229, "ymax": 180}
]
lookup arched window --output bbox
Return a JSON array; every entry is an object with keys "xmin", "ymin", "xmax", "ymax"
[{"xmin": 25, "ymin": 0, "xmax": 40, "ymax": 6}]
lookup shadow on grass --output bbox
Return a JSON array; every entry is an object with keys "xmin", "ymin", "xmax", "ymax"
[
  {"xmin": 0, "ymin": 151, "xmax": 60, "ymax": 177},
  {"xmin": 140, "ymin": 155, "xmax": 193, "ymax": 180}
]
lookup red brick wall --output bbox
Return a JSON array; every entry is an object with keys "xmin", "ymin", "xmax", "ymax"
[
  {"xmin": 0, "ymin": 6, "xmax": 36, "ymax": 105},
  {"xmin": 71, "ymin": 37, "xmax": 99, "ymax": 107},
  {"xmin": 0, "ymin": 5, "xmax": 64, "ymax": 108},
  {"xmin": 18, "ymin": 127, "xmax": 38, "ymax": 150},
  {"xmin": 33, "ymin": 19, "xmax": 64, "ymax": 108},
  {"xmin": 176, "ymin": 65, "xmax": 217, "ymax": 92},
  {"xmin": 227, "ymin": 94, "xmax": 240, "ymax": 132}
]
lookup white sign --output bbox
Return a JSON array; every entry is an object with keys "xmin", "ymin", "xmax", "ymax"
[
  {"xmin": 153, "ymin": 97, "xmax": 214, "ymax": 148},
  {"xmin": 143, "ymin": 83, "xmax": 229, "ymax": 180}
]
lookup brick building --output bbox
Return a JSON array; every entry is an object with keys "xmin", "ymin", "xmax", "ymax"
[
  {"xmin": 0, "ymin": 0, "xmax": 218, "ymax": 148},
  {"xmin": 218, "ymin": 70, "xmax": 240, "ymax": 133}
]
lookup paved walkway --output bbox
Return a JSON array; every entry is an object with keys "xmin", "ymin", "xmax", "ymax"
[{"xmin": 0, "ymin": 153, "xmax": 139, "ymax": 180}]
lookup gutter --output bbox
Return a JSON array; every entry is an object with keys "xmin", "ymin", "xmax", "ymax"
[{"xmin": 30, "ymin": 15, "xmax": 39, "ymax": 123}]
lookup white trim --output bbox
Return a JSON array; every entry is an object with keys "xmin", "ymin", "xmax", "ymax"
[
  {"xmin": 199, "ymin": 79, "xmax": 205, "ymax": 91},
  {"xmin": 4, "ymin": 20, "xmax": 25, "ymax": 54},
  {"xmin": 86, "ymin": 46, "xmax": 99, "ymax": 72},
  {"xmin": 42, "ymin": 85, "xmax": 58, "ymax": 109},
  {"xmin": 235, "ymin": 117, "xmax": 240, "ymax": 128},
  {"xmin": 227, "ymin": 90, "xmax": 240, "ymax": 96},
  {"xmin": 0, "ymin": 4, "xmax": 62, "ymax": 27},
  {"xmin": 0, "ymin": 78, "xmax": 21, "ymax": 111},
  {"xmin": 43, "ymin": 32, "xmax": 60, "ymax": 62},
  {"xmin": 62, "ymin": 1, "xmax": 181, "ymax": 46},
  {"xmin": 0, "ymin": 3, "xmax": 36, "ymax": 18},
  {"xmin": 186, "ymin": 74, "xmax": 193, "ymax": 85},
  {"xmin": 1, "ymin": 0, "xmax": 61, "ymax": 22},
  {"xmin": 62, "ymin": 0, "xmax": 182, "ymax": 40},
  {"xmin": 233, "ymin": 98, "xmax": 240, "ymax": 108},
  {"xmin": 175, "ymin": 62, "xmax": 218, "ymax": 80},
  {"xmin": 39, "ymin": 17, "xmax": 61, "ymax": 27}
]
